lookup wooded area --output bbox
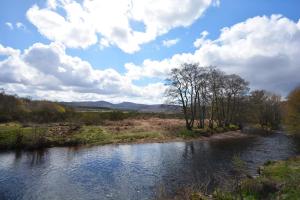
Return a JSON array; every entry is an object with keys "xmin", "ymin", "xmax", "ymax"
[{"xmin": 166, "ymin": 63, "xmax": 284, "ymax": 131}]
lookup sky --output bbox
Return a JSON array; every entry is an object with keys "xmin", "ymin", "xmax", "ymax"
[{"xmin": 0, "ymin": 0, "xmax": 300, "ymax": 104}]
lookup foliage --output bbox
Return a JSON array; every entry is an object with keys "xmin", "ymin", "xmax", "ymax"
[
  {"xmin": 246, "ymin": 90, "xmax": 282, "ymax": 130},
  {"xmin": 178, "ymin": 128, "xmax": 209, "ymax": 138},
  {"xmin": 285, "ymin": 86, "xmax": 300, "ymax": 134},
  {"xmin": 0, "ymin": 90, "xmax": 73, "ymax": 123},
  {"xmin": 0, "ymin": 123, "xmax": 48, "ymax": 149},
  {"xmin": 178, "ymin": 129, "xmax": 197, "ymax": 138},
  {"xmin": 241, "ymin": 157, "xmax": 300, "ymax": 199}
]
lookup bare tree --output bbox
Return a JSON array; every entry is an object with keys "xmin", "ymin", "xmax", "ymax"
[
  {"xmin": 206, "ymin": 67, "xmax": 224, "ymax": 129},
  {"xmin": 196, "ymin": 67, "xmax": 209, "ymax": 128},
  {"xmin": 165, "ymin": 63, "xmax": 200, "ymax": 130},
  {"xmin": 224, "ymin": 74, "xmax": 249, "ymax": 126},
  {"xmin": 166, "ymin": 63, "xmax": 281, "ymax": 132}
]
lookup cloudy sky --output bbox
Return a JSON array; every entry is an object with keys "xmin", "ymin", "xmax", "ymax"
[{"xmin": 0, "ymin": 0, "xmax": 300, "ymax": 104}]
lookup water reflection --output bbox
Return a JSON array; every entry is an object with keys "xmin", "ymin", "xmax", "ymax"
[
  {"xmin": 0, "ymin": 133, "xmax": 299, "ymax": 200},
  {"xmin": 28, "ymin": 149, "xmax": 48, "ymax": 166}
]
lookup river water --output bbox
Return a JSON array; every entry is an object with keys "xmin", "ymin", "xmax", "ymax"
[{"xmin": 0, "ymin": 132, "xmax": 300, "ymax": 200}]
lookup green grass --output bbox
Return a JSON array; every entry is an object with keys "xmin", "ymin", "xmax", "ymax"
[
  {"xmin": 0, "ymin": 122, "xmax": 48, "ymax": 149},
  {"xmin": 239, "ymin": 157, "xmax": 300, "ymax": 200},
  {"xmin": 168, "ymin": 157, "xmax": 300, "ymax": 200},
  {"xmin": 177, "ymin": 128, "xmax": 211, "ymax": 138},
  {"xmin": 0, "ymin": 123, "xmax": 165, "ymax": 149},
  {"xmin": 72, "ymin": 126, "xmax": 163, "ymax": 145},
  {"xmin": 0, "ymin": 121, "xmax": 240, "ymax": 150}
]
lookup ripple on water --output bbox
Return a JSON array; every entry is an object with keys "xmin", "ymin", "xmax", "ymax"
[{"xmin": 0, "ymin": 132, "xmax": 300, "ymax": 200}]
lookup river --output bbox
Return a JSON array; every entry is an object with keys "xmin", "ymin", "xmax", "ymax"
[{"xmin": 0, "ymin": 132, "xmax": 300, "ymax": 200}]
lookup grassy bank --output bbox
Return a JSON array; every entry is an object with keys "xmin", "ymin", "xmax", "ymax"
[
  {"xmin": 240, "ymin": 156, "xmax": 300, "ymax": 199},
  {"xmin": 0, "ymin": 118, "xmax": 240, "ymax": 150},
  {"xmin": 169, "ymin": 156, "xmax": 300, "ymax": 200},
  {"xmin": 0, "ymin": 122, "xmax": 164, "ymax": 150}
]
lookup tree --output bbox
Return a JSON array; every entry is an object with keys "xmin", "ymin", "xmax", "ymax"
[
  {"xmin": 206, "ymin": 67, "xmax": 224, "ymax": 129},
  {"xmin": 166, "ymin": 63, "xmax": 250, "ymax": 130},
  {"xmin": 0, "ymin": 89, "xmax": 71, "ymax": 123},
  {"xmin": 165, "ymin": 63, "xmax": 283, "ymax": 132},
  {"xmin": 285, "ymin": 86, "xmax": 300, "ymax": 134},
  {"xmin": 223, "ymin": 74, "xmax": 249, "ymax": 126},
  {"xmin": 196, "ymin": 67, "xmax": 209, "ymax": 128},
  {"xmin": 247, "ymin": 90, "xmax": 281, "ymax": 130},
  {"xmin": 165, "ymin": 63, "xmax": 200, "ymax": 130}
]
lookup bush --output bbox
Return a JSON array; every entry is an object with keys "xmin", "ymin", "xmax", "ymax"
[
  {"xmin": 228, "ymin": 124, "xmax": 239, "ymax": 131},
  {"xmin": 285, "ymin": 87, "xmax": 300, "ymax": 134},
  {"xmin": 107, "ymin": 111, "xmax": 126, "ymax": 121},
  {"xmin": 79, "ymin": 112, "xmax": 102, "ymax": 125},
  {"xmin": 178, "ymin": 129, "xmax": 196, "ymax": 138},
  {"xmin": 215, "ymin": 127, "xmax": 225, "ymax": 133}
]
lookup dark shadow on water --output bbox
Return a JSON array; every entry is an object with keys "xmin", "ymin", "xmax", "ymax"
[{"xmin": 27, "ymin": 149, "xmax": 48, "ymax": 166}]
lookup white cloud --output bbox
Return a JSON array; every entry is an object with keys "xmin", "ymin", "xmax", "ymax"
[
  {"xmin": 26, "ymin": 0, "xmax": 217, "ymax": 53},
  {"xmin": 193, "ymin": 31, "xmax": 209, "ymax": 48},
  {"xmin": 0, "ymin": 42, "xmax": 166, "ymax": 103},
  {"xmin": 124, "ymin": 15, "xmax": 300, "ymax": 96},
  {"xmin": 2, "ymin": 14, "xmax": 300, "ymax": 103},
  {"xmin": 5, "ymin": 22, "xmax": 13, "ymax": 30},
  {"xmin": 16, "ymin": 22, "xmax": 26, "ymax": 30},
  {"xmin": 26, "ymin": 5, "xmax": 97, "ymax": 49},
  {"xmin": 0, "ymin": 44, "xmax": 20, "ymax": 56},
  {"xmin": 4, "ymin": 22, "xmax": 26, "ymax": 30},
  {"xmin": 162, "ymin": 38, "xmax": 180, "ymax": 48}
]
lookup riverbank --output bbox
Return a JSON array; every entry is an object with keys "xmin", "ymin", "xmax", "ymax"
[
  {"xmin": 0, "ymin": 118, "xmax": 243, "ymax": 150},
  {"xmin": 168, "ymin": 156, "xmax": 300, "ymax": 200}
]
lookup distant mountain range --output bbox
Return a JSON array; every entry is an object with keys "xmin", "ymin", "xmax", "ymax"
[{"xmin": 61, "ymin": 101, "xmax": 180, "ymax": 113}]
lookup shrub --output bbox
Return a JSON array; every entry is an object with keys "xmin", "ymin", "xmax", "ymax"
[
  {"xmin": 228, "ymin": 124, "xmax": 239, "ymax": 131},
  {"xmin": 215, "ymin": 127, "xmax": 225, "ymax": 133},
  {"xmin": 178, "ymin": 129, "xmax": 195, "ymax": 138},
  {"xmin": 107, "ymin": 111, "xmax": 126, "ymax": 121},
  {"xmin": 79, "ymin": 112, "xmax": 102, "ymax": 125}
]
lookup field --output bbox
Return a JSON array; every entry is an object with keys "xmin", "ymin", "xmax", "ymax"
[
  {"xmin": 0, "ymin": 118, "xmax": 183, "ymax": 150},
  {"xmin": 0, "ymin": 117, "xmax": 242, "ymax": 150}
]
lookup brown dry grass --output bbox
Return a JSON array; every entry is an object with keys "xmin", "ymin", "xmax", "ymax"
[{"xmin": 101, "ymin": 117, "xmax": 186, "ymax": 136}]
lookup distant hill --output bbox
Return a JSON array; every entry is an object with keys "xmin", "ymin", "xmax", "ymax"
[{"xmin": 61, "ymin": 101, "xmax": 180, "ymax": 113}]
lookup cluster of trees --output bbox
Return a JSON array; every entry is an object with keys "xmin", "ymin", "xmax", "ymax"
[
  {"xmin": 246, "ymin": 90, "xmax": 281, "ymax": 130},
  {"xmin": 0, "ymin": 90, "xmax": 71, "ymax": 123},
  {"xmin": 285, "ymin": 87, "xmax": 300, "ymax": 134},
  {"xmin": 0, "ymin": 90, "xmax": 178, "ymax": 125},
  {"xmin": 166, "ymin": 63, "xmax": 282, "ymax": 131}
]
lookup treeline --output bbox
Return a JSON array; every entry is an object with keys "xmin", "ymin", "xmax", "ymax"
[
  {"xmin": 285, "ymin": 86, "xmax": 300, "ymax": 134},
  {"xmin": 0, "ymin": 90, "xmax": 72, "ymax": 123},
  {"xmin": 0, "ymin": 90, "xmax": 181, "ymax": 124},
  {"xmin": 166, "ymin": 63, "xmax": 282, "ymax": 131},
  {"xmin": 0, "ymin": 91, "xmax": 136, "ymax": 124},
  {"xmin": 0, "ymin": 91, "xmax": 134, "ymax": 124}
]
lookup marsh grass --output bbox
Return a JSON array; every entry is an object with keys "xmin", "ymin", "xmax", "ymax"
[
  {"xmin": 0, "ymin": 120, "xmax": 169, "ymax": 149},
  {"xmin": 0, "ymin": 123, "xmax": 48, "ymax": 149},
  {"xmin": 0, "ymin": 118, "xmax": 241, "ymax": 150}
]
